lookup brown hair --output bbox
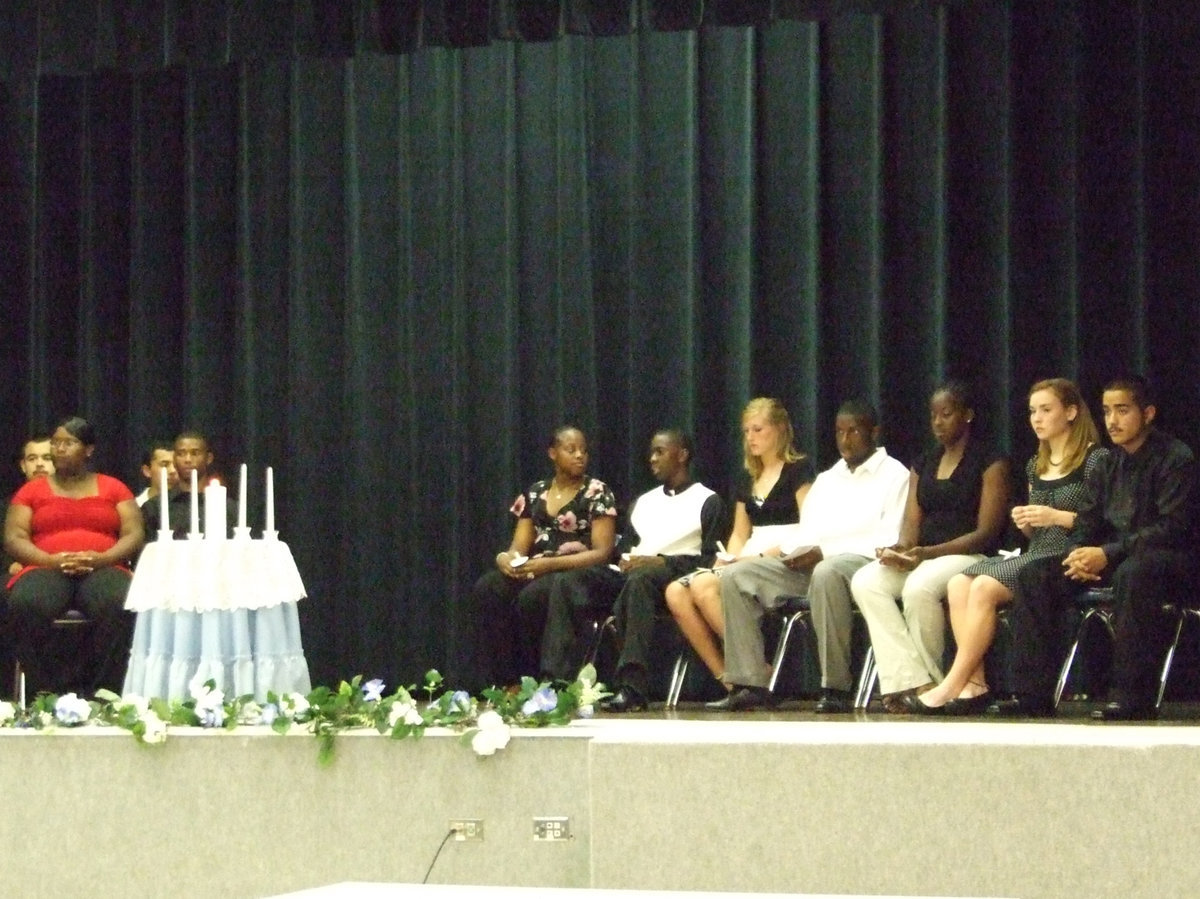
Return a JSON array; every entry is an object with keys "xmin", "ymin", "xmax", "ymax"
[{"xmin": 1029, "ymin": 378, "xmax": 1099, "ymax": 475}]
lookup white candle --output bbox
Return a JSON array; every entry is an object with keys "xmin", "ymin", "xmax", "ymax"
[
  {"xmin": 159, "ymin": 465, "xmax": 169, "ymax": 538},
  {"xmin": 266, "ymin": 466, "xmax": 275, "ymax": 533},
  {"xmin": 205, "ymin": 479, "xmax": 227, "ymax": 541},
  {"xmin": 189, "ymin": 469, "xmax": 200, "ymax": 537},
  {"xmin": 237, "ymin": 463, "xmax": 248, "ymax": 530}
]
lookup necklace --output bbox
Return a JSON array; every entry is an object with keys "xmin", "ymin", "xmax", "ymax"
[{"xmin": 550, "ymin": 480, "xmax": 579, "ymax": 501}]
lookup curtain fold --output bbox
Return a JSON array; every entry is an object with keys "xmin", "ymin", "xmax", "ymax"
[{"xmin": 2, "ymin": 2, "xmax": 1198, "ymax": 688}]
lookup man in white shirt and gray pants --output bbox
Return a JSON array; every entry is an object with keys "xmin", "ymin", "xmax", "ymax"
[{"xmin": 716, "ymin": 399, "xmax": 910, "ymax": 712}]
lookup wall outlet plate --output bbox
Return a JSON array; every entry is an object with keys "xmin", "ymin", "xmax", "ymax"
[
  {"xmin": 533, "ymin": 816, "xmax": 571, "ymax": 841},
  {"xmin": 449, "ymin": 819, "xmax": 484, "ymax": 841}
]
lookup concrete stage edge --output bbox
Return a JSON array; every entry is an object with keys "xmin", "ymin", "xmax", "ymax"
[{"xmin": 1, "ymin": 717, "xmax": 1196, "ymax": 898}]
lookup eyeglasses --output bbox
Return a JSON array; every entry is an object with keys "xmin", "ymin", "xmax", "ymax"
[{"xmin": 50, "ymin": 437, "xmax": 82, "ymax": 449}]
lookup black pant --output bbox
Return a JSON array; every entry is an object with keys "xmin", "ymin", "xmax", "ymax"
[
  {"xmin": 465, "ymin": 564, "xmax": 564, "ymax": 691},
  {"xmin": 7, "ymin": 567, "xmax": 134, "ymax": 696},
  {"xmin": 537, "ymin": 566, "xmax": 623, "ymax": 681},
  {"xmin": 1010, "ymin": 549, "xmax": 1190, "ymax": 705},
  {"xmin": 609, "ymin": 565, "xmax": 679, "ymax": 695}
]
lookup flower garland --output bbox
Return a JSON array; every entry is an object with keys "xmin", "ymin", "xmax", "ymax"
[{"xmin": 0, "ymin": 666, "xmax": 608, "ymax": 763}]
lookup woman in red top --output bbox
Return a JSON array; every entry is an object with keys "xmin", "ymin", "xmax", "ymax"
[{"xmin": 4, "ymin": 416, "xmax": 144, "ymax": 695}]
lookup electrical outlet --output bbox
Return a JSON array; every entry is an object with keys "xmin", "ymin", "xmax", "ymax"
[
  {"xmin": 449, "ymin": 819, "xmax": 484, "ymax": 841},
  {"xmin": 533, "ymin": 816, "xmax": 571, "ymax": 841}
]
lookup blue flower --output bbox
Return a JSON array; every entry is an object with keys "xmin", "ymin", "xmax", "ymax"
[
  {"xmin": 54, "ymin": 693, "xmax": 91, "ymax": 726},
  {"xmin": 260, "ymin": 703, "xmax": 279, "ymax": 726},
  {"xmin": 521, "ymin": 686, "xmax": 558, "ymax": 716},
  {"xmin": 199, "ymin": 706, "xmax": 226, "ymax": 728},
  {"xmin": 362, "ymin": 679, "xmax": 386, "ymax": 702},
  {"xmin": 449, "ymin": 690, "xmax": 472, "ymax": 713}
]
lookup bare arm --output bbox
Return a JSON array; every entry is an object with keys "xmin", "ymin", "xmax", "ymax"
[
  {"xmin": 94, "ymin": 499, "xmax": 145, "ymax": 567},
  {"xmin": 495, "ymin": 517, "xmax": 537, "ymax": 577},
  {"xmin": 723, "ymin": 502, "xmax": 752, "ymax": 559},
  {"xmin": 891, "ymin": 470, "xmax": 923, "ymax": 551},
  {"xmin": 4, "ymin": 503, "xmax": 58, "ymax": 568}
]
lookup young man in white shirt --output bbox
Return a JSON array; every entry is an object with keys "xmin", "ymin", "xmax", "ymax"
[{"xmin": 712, "ymin": 400, "xmax": 910, "ymax": 712}]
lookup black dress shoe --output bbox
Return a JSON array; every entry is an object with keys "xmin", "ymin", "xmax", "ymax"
[
  {"xmin": 986, "ymin": 695, "xmax": 1054, "ymax": 718},
  {"xmin": 704, "ymin": 686, "xmax": 775, "ymax": 712},
  {"xmin": 813, "ymin": 689, "xmax": 852, "ymax": 714},
  {"xmin": 599, "ymin": 686, "xmax": 648, "ymax": 714},
  {"xmin": 1091, "ymin": 700, "xmax": 1157, "ymax": 722},
  {"xmin": 901, "ymin": 692, "xmax": 951, "ymax": 716}
]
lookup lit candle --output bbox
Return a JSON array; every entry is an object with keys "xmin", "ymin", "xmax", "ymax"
[
  {"xmin": 159, "ymin": 465, "xmax": 170, "ymax": 539},
  {"xmin": 189, "ymin": 469, "xmax": 200, "ymax": 537},
  {"xmin": 237, "ymin": 463, "xmax": 248, "ymax": 530},
  {"xmin": 265, "ymin": 466, "xmax": 275, "ymax": 534},
  {"xmin": 204, "ymin": 479, "xmax": 227, "ymax": 541}
]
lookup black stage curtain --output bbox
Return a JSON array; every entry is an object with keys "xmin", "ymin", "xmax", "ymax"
[{"xmin": 1, "ymin": 0, "xmax": 1197, "ymax": 688}]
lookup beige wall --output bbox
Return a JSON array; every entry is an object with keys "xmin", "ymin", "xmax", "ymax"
[{"xmin": 1, "ymin": 720, "xmax": 1198, "ymax": 898}]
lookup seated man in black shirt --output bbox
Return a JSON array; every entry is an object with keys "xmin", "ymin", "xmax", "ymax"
[
  {"xmin": 993, "ymin": 376, "xmax": 1196, "ymax": 720},
  {"xmin": 142, "ymin": 430, "xmax": 238, "ymax": 538}
]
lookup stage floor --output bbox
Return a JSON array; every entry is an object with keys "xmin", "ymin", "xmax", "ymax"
[{"xmin": 1, "ymin": 708, "xmax": 1196, "ymax": 898}]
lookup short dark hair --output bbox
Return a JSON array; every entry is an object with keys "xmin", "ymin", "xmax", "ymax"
[
  {"xmin": 144, "ymin": 440, "xmax": 175, "ymax": 467},
  {"xmin": 933, "ymin": 379, "xmax": 975, "ymax": 416},
  {"xmin": 547, "ymin": 424, "xmax": 586, "ymax": 449},
  {"xmin": 174, "ymin": 429, "xmax": 211, "ymax": 451},
  {"xmin": 17, "ymin": 434, "xmax": 51, "ymax": 464},
  {"xmin": 55, "ymin": 416, "xmax": 96, "ymax": 446},
  {"xmin": 1103, "ymin": 375, "xmax": 1154, "ymax": 410},
  {"xmin": 654, "ymin": 428, "xmax": 695, "ymax": 460},
  {"xmin": 836, "ymin": 399, "xmax": 878, "ymax": 430}
]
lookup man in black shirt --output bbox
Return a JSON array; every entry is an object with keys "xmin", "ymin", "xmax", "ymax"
[
  {"xmin": 993, "ymin": 376, "xmax": 1196, "ymax": 720},
  {"xmin": 142, "ymin": 431, "xmax": 238, "ymax": 539}
]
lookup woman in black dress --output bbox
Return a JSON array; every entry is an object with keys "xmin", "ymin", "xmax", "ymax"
[{"xmin": 664, "ymin": 398, "xmax": 813, "ymax": 686}]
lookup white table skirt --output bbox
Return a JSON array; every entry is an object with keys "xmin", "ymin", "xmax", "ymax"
[
  {"xmin": 123, "ymin": 538, "xmax": 312, "ymax": 701},
  {"xmin": 125, "ymin": 538, "xmax": 308, "ymax": 612}
]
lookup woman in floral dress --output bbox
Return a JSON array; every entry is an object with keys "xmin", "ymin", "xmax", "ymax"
[{"xmin": 466, "ymin": 426, "xmax": 617, "ymax": 689}]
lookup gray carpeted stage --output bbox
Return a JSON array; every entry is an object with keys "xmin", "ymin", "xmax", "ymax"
[{"xmin": 1, "ymin": 709, "xmax": 1196, "ymax": 898}]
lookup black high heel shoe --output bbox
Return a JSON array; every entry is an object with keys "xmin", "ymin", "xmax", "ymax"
[{"xmin": 943, "ymin": 692, "xmax": 993, "ymax": 716}]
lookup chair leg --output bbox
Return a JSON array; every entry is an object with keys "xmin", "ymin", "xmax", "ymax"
[
  {"xmin": 766, "ymin": 611, "xmax": 809, "ymax": 693},
  {"xmin": 1156, "ymin": 607, "xmax": 1197, "ymax": 708},
  {"xmin": 665, "ymin": 653, "xmax": 689, "ymax": 710},
  {"xmin": 854, "ymin": 646, "xmax": 876, "ymax": 710},
  {"xmin": 583, "ymin": 615, "xmax": 617, "ymax": 668},
  {"xmin": 1054, "ymin": 607, "xmax": 1113, "ymax": 707}
]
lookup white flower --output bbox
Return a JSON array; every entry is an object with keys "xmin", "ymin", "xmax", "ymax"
[
  {"xmin": 476, "ymin": 709, "xmax": 505, "ymax": 730},
  {"xmin": 54, "ymin": 693, "xmax": 92, "ymax": 726},
  {"xmin": 388, "ymin": 702, "xmax": 424, "ymax": 729},
  {"xmin": 0, "ymin": 701, "xmax": 15, "ymax": 724},
  {"xmin": 140, "ymin": 711, "xmax": 168, "ymax": 745},
  {"xmin": 470, "ymin": 710, "xmax": 512, "ymax": 756},
  {"xmin": 577, "ymin": 704, "xmax": 594, "ymax": 719},
  {"xmin": 238, "ymin": 701, "xmax": 264, "ymax": 725},
  {"xmin": 283, "ymin": 693, "xmax": 310, "ymax": 718}
]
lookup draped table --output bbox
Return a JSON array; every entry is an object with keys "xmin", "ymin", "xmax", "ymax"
[{"xmin": 122, "ymin": 537, "xmax": 312, "ymax": 702}]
